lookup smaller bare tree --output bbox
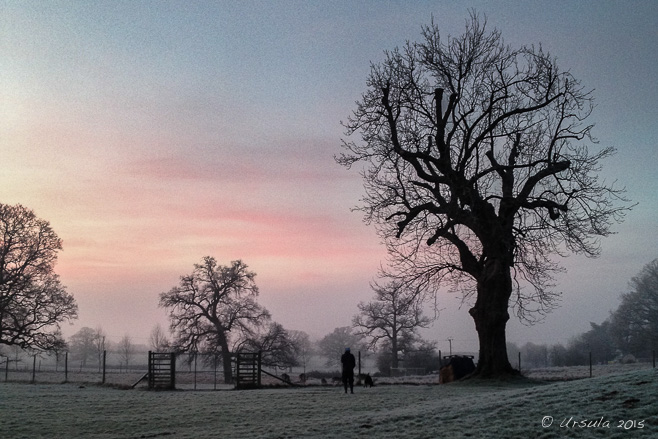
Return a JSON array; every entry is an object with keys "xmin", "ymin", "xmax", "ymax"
[
  {"xmin": 149, "ymin": 324, "xmax": 170, "ymax": 352},
  {"xmin": 317, "ymin": 327, "xmax": 365, "ymax": 369},
  {"xmin": 289, "ymin": 330, "xmax": 313, "ymax": 375},
  {"xmin": 238, "ymin": 322, "xmax": 299, "ymax": 369},
  {"xmin": 69, "ymin": 327, "xmax": 97, "ymax": 368},
  {"xmin": 353, "ymin": 280, "xmax": 433, "ymax": 370},
  {"xmin": 117, "ymin": 335, "xmax": 134, "ymax": 371},
  {"xmin": 94, "ymin": 327, "xmax": 106, "ymax": 372}
]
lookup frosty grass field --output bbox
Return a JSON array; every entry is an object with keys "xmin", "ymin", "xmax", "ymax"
[{"xmin": 1, "ymin": 367, "xmax": 656, "ymax": 438}]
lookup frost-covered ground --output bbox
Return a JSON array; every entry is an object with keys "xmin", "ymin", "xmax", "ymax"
[{"xmin": 1, "ymin": 368, "xmax": 656, "ymax": 438}]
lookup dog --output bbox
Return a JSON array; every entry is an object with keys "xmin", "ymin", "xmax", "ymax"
[{"xmin": 359, "ymin": 373, "xmax": 374, "ymax": 387}]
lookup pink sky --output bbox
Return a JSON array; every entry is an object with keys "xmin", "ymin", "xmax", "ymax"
[{"xmin": 2, "ymin": 1, "xmax": 657, "ymax": 353}]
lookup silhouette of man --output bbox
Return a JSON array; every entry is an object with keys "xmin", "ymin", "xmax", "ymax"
[{"xmin": 341, "ymin": 347, "xmax": 356, "ymax": 394}]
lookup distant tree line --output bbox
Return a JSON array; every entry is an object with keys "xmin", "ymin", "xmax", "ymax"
[{"xmin": 509, "ymin": 259, "xmax": 658, "ymax": 367}]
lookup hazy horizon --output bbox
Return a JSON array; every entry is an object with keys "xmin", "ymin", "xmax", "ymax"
[{"xmin": 2, "ymin": 1, "xmax": 657, "ymax": 355}]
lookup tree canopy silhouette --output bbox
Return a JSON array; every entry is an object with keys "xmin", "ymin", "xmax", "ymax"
[
  {"xmin": 353, "ymin": 279, "xmax": 432, "ymax": 370},
  {"xmin": 338, "ymin": 12, "xmax": 631, "ymax": 377},
  {"xmin": 0, "ymin": 203, "xmax": 77, "ymax": 351},
  {"xmin": 159, "ymin": 257, "xmax": 270, "ymax": 382}
]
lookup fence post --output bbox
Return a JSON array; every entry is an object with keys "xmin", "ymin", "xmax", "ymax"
[
  {"xmin": 102, "ymin": 350, "xmax": 107, "ymax": 384},
  {"xmin": 193, "ymin": 352, "xmax": 197, "ymax": 390},
  {"xmin": 65, "ymin": 352, "xmax": 68, "ymax": 383},
  {"xmin": 31, "ymin": 355, "xmax": 37, "ymax": 384},
  {"xmin": 589, "ymin": 351, "xmax": 592, "ymax": 378},
  {"xmin": 148, "ymin": 351, "xmax": 152, "ymax": 389},
  {"xmin": 358, "ymin": 351, "xmax": 361, "ymax": 377},
  {"xmin": 518, "ymin": 351, "xmax": 521, "ymax": 373},
  {"xmin": 5, "ymin": 356, "xmax": 9, "ymax": 382},
  {"xmin": 257, "ymin": 351, "xmax": 262, "ymax": 387},
  {"xmin": 213, "ymin": 354, "xmax": 218, "ymax": 391},
  {"xmin": 170, "ymin": 352, "xmax": 176, "ymax": 390}
]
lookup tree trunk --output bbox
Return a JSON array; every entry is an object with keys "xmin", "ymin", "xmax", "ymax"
[
  {"xmin": 468, "ymin": 258, "xmax": 518, "ymax": 378},
  {"xmin": 391, "ymin": 334, "xmax": 399, "ymax": 370},
  {"xmin": 217, "ymin": 333, "xmax": 233, "ymax": 383},
  {"xmin": 221, "ymin": 351, "xmax": 233, "ymax": 383}
]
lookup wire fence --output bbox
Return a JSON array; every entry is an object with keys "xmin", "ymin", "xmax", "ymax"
[
  {"xmin": 1, "ymin": 350, "xmax": 149, "ymax": 387},
  {"xmin": 511, "ymin": 349, "xmax": 657, "ymax": 371},
  {"xmin": 0, "ymin": 351, "xmax": 296, "ymax": 389},
  {"xmin": 389, "ymin": 367, "xmax": 431, "ymax": 377},
  {"xmin": 2, "ymin": 348, "xmax": 655, "ymax": 386},
  {"xmin": 0, "ymin": 351, "xmax": 225, "ymax": 389}
]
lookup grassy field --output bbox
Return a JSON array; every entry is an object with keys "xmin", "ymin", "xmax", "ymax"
[{"xmin": 0, "ymin": 368, "xmax": 656, "ymax": 438}]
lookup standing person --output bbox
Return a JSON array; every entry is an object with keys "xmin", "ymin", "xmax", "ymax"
[{"xmin": 341, "ymin": 347, "xmax": 356, "ymax": 394}]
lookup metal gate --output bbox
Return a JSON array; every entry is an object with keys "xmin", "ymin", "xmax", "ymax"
[
  {"xmin": 148, "ymin": 352, "xmax": 176, "ymax": 389},
  {"xmin": 234, "ymin": 352, "xmax": 261, "ymax": 389}
]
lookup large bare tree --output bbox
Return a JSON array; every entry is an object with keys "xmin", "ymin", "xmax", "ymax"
[
  {"xmin": 353, "ymin": 279, "xmax": 432, "ymax": 370},
  {"xmin": 159, "ymin": 257, "xmax": 270, "ymax": 382},
  {"xmin": 338, "ymin": 13, "xmax": 631, "ymax": 377},
  {"xmin": 0, "ymin": 203, "xmax": 78, "ymax": 350}
]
